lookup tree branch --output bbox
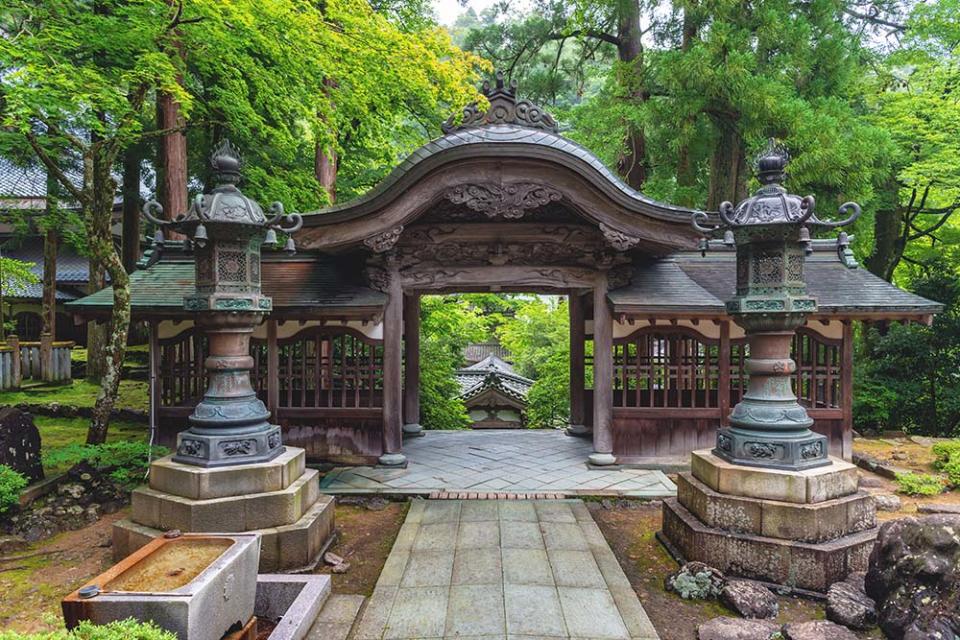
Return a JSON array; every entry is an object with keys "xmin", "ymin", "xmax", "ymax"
[
  {"xmin": 23, "ymin": 131, "xmax": 85, "ymax": 203},
  {"xmin": 548, "ymin": 29, "xmax": 621, "ymax": 47},
  {"xmin": 843, "ymin": 8, "xmax": 906, "ymax": 32}
]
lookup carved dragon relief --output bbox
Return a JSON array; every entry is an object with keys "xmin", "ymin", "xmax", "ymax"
[
  {"xmin": 444, "ymin": 183, "xmax": 562, "ymax": 220},
  {"xmin": 363, "ymin": 225, "xmax": 404, "ymax": 253},
  {"xmin": 599, "ymin": 222, "xmax": 642, "ymax": 252}
]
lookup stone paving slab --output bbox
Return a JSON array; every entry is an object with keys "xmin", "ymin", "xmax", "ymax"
[
  {"xmin": 351, "ymin": 499, "xmax": 659, "ymax": 640},
  {"xmin": 321, "ymin": 431, "xmax": 676, "ymax": 497}
]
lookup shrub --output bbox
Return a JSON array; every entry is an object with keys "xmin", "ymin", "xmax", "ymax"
[
  {"xmin": 0, "ymin": 465, "xmax": 27, "ymax": 515},
  {"xmin": 42, "ymin": 441, "xmax": 169, "ymax": 488},
  {"xmin": 932, "ymin": 441, "xmax": 960, "ymax": 467},
  {"xmin": 895, "ymin": 471, "xmax": 946, "ymax": 496},
  {"xmin": 0, "ymin": 619, "xmax": 176, "ymax": 640}
]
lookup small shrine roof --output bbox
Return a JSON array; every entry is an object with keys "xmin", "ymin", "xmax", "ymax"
[{"xmin": 456, "ymin": 355, "xmax": 534, "ymax": 404}]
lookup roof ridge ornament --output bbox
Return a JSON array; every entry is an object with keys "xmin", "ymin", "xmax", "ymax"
[{"xmin": 442, "ymin": 70, "xmax": 560, "ymax": 134}]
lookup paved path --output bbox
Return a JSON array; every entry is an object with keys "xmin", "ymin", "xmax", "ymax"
[
  {"xmin": 352, "ymin": 499, "xmax": 660, "ymax": 640},
  {"xmin": 321, "ymin": 430, "xmax": 676, "ymax": 497}
]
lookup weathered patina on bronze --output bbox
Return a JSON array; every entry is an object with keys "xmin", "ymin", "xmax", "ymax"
[
  {"xmin": 693, "ymin": 142, "xmax": 861, "ymax": 470},
  {"xmin": 143, "ymin": 140, "xmax": 302, "ymax": 467}
]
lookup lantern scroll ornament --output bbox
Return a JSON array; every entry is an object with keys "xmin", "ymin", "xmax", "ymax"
[
  {"xmin": 142, "ymin": 140, "xmax": 303, "ymax": 467},
  {"xmin": 691, "ymin": 141, "xmax": 860, "ymax": 470}
]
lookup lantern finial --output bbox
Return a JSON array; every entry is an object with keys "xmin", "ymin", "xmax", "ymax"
[{"xmin": 211, "ymin": 139, "xmax": 242, "ymax": 186}]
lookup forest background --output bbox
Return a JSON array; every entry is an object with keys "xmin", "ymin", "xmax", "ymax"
[{"xmin": 0, "ymin": 0, "xmax": 958, "ymax": 438}]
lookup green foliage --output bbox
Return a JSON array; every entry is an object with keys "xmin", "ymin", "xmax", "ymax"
[
  {"xmin": 0, "ymin": 619, "xmax": 176, "ymax": 640},
  {"xmin": 932, "ymin": 440, "xmax": 960, "ymax": 488},
  {"xmin": 497, "ymin": 297, "xmax": 570, "ymax": 428},
  {"xmin": 42, "ymin": 441, "xmax": 169, "ymax": 488},
  {"xmin": 854, "ymin": 268, "xmax": 960, "ymax": 436},
  {"xmin": 895, "ymin": 471, "xmax": 945, "ymax": 496},
  {"xmin": 419, "ymin": 295, "xmax": 487, "ymax": 429},
  {"xmin": 0, "ymin": 465, "xmax": 27, "ymax": 515}
]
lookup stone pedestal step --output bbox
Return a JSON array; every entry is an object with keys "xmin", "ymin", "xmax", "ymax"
[
  {"xmin": 148, "ymin": 447, "xmax": 307, "ymax": 500},
  {"xmin": 661, "ymin": 497, "xmax": 876, "ymax": 593},
  {"xmin": 113, "ymin": 494, "xmax": 336, "ymax": 573},
  {"xmin": 691, "ymin": 450, "xmax": 859, "ymax": 504},
  {"xmin": 133, "ymin": 468, "xmax": 320, "ymax": 533},
  {"xmin": 677, "ymin": 473, "xmax": 876, "ymax": 543}
]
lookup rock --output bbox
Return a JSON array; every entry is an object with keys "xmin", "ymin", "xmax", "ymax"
[
  {"xmin": 720, "ymin": 580, "xmax": 778, "ymax": 619},
  {"xmin": 826, "ymin": 572, "xmax": 876, "ymax": 630},
  {"xmin": 323, "ymin": 551, "xmax": 344, "ymax": 566},
  {"xmin": 0, "ymin": 535, "xmax": 28, "ymax": 554},
  {"xmin": 0, "ymin": 408, "xmax": 44, "ymax": 483},
  {"xmin": 331, "ymin": 561, "xmax": 351, "ymax": 574},
  {"xmin": 782, "ymin": 620, "xmax": 858, "ymax": 640},
  {"xmin": 892, "ymin": 451, "xmax": 909, "ymax": 461},
  {"xmin": 872, "ymin": 494, "xmax": 901, "ymax": 512},
  {"xmin": 857, "ymin": 476, "xmax": 886, "ymax": 488},
  {"xmin": 917, "ymin": 503, "xmax": 960, "ymax": 515},
  {"xmin": 697, "ymin": 617, "xmax": 779, "ymax": 640},
  {"xmin": 866, "ymin": 514, "xmax": 960, "ymax": 640},
  {"xmin": 666, "ymin": 561, "xmax": 725, "ymax": 600},
  {"xmin": 909, "ymin": 436, "xmax": 934, "ymax": 446},
  {"xmin": 366, "ymin": 497, "xmax": 389, "ymax": 511}
]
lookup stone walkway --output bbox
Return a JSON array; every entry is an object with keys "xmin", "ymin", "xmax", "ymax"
[
  {"xmin": 352, "ymin": 499, "xmax": 660, "ymax": 640},
  {"xmin": 320, "ymin": 430, "xmax": 676, "ymax": 497}
]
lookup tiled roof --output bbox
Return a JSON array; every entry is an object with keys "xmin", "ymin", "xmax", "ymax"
[
  {"xmin": 0, "ymin": 159, "xmax": 51, "ymax": 199},
  {"xmin": 302, "ymin": 124, "xmax": 704, "ymax": 225},
  {"xmin": 3, "ymin": 236, "xmax": 90, "ymax": 283},
  {"xmin": 609, "ymin": 243, "xmax": 943, "ymax": 315},
  {"xmin": 456, "ymin": 356, "xmax": 533, "ymax": 403},
  {"xmin": 67, "ymin": 254, "xmax": 386, "ymax": 316}
]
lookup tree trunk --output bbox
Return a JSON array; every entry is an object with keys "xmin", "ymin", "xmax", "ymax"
[
  {"xmin": 86, "ymin": 148, "xmax": 131, "ymax": 445},
  {"xmin": 121, "ymin": 146, "xmax": 142, "ymax": 273},
  {"xmin": 864, "ymin": 179, "xmax": 904, "ymax": 281},
  {"xmin": 315, "ymin": 143, "xmax": 337, "ymax": 204},
  {"xmin": 674, "ymin": 0, "xmax": 699, "ymax": 203},
  {"xmin": 156, "ymin": 90, "xmax": 187, "ymax": 238},
  {"xmin": 615, "ymin": 0, "xmax": 649, "ymax": 190},
  {"xmin": 42, "ymin": 173, "xmax": 59, "ymax": 340},
  {"xmin": 706, "ymin": 116, "xmax": 748, "ymax": 210}
]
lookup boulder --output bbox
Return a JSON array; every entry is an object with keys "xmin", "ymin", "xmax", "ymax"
[
  {"xmin": 0, "ymin": 407, "xmax": 43, "ymax": 483},
  {"xmin": 720, "ymin": 580, "xmax": 778, "ymax": 619},
  {"xmin": 872, "ymin": 494, "xmax": 901, "ymax": 512},
  {"xmin": 826, "ymin": 572, "xmax": 876, "ymax": 630},
  {"xmin": 782, "ymin": 620, "xmax": 858, "ymax": 640},
  {"xmin": 697, "ymin": 617, "xmax": 779, "ymax": 640},
  {"xmin": 917, "ymin": 503, "xmax": 960, "ymax": 515},
  {"xmin": 666, "ymin": 561, "xmax": 725, "ymax": 600},
  {"xmin": 865, "ymin": 514, "xmax": 960, "ymax": 640}
]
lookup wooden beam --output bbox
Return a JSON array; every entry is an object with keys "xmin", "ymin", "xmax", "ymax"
[
  {"xmin": 403, "ymin": 293, "xmax": 422, "ymax": 433},
  {"xmin": 380, "ymin": 267, "xmax": 404, "ymax": 461},
  {"xmin": 591, "ymin": 275, "xmax": 615, "ymax": 464},
  {"xmin": 841, "ymin": 320, "xmax": 854, "ymax": 460},
  {"xmin": 267, "ymin": 319, "xmax": 279, "ymax": 417},
  {"xmin": 569, "ymin": 292, "xmax": 586, "ymax": 432},
  {"xmin": 718, "ymin": 320, "xmax": 731, "ymax": 427}
]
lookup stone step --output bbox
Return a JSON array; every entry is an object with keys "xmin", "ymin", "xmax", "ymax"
[
  {"xmin": 691, "ymin": 449, "xmax": 859, "ymax": 504},
  {"xmin": 677, "ymin": 472, "xmax": 876, "ymax": 543},
  {"xmin": 132, "ymin": 468, "xmax": 320, "ymax": 533},
  {"xmin": 306, "ymin": 594, "xmax": 365, "ymax": 640},
  {"xmin": 661, "ymin": 497, "xmax": 876, "ymax": 593},
  {"xmin": 148, "ymin": 446, "xmax": 306, "ymax": 500},
  {"xmin": 112, "ymin": 494, "xmax": 336, "ymax": 573}
]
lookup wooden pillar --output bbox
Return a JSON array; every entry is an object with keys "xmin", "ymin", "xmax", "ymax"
[
  {"xmin": 589, "ymin": 275, "xmax": 616, "ymax": 465},
  {"xmin": 379, "ymin": 266, "xmax": 406, "ymax": 466},
  {"xmin": 8, "ymin": 334, "xmax": 21, "ymax": 389},
  {"xmin": 841, "ymin": 319, "xmax": 854, "ymax": 461},
  {"xmin": 402, "ymin": 293, "xmax": 422, "ymax": 435},
  {"xmin": 267, "ymin": 319, "xmax": 279, "ymax": 417},
  {"xmin": 567, "ymin": 292, "xmax": 588, "ymax": 436},
  {"xmin": 718, "ymin": 320, "xmax": 731, "ymax": 427}
]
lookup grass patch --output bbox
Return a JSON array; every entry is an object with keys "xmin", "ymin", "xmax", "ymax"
[
  {"xmin": 0, "ymin": 379, "xmax": 148, "ymax": 413},
  {"xmin": 35, "ymin": 416, "xmax": 148, "ymax": 477}
]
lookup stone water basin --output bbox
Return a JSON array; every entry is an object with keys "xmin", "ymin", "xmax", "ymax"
[{"xmin": 62, "ymin": 533, "xmax": 260, "ymax": 640}]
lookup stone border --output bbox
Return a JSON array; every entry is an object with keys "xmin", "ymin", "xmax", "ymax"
[
  {"xmin": 9, "ymin": 402, "xmax": 148, "ymax": 423},
  {"xmin": 852, "ymin": 452, "xmax": 908, "ymax": 480},
  {"xmin": 255, "ymin": 574, "xmax": 331, "ymax": 640}
]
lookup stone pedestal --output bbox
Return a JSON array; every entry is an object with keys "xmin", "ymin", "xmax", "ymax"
[
  {"xmin": 660, "ymin": 450, "xmax": 877, "ymax": 592},
  {"xmin": 113, "ymin": 447, "xmax": 334, "ymax": 572}
]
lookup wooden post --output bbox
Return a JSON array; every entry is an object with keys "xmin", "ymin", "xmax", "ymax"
[
  {"xmin": 267, "ymin": 319, "xmax": 279, "ymax": 417},
  {"xmin": 148, "ymin": 322, "xmax": 160, "ymax": 445},
  {"xmin": 8, "ymin": 334, "xmax": 21, "ymax": 389},
  {"xmin": 379, "ymin": 266, "xmax": 406, "ymax": 466},
  {"xmin": 718, "ymin": 320, "xmax": 731, "ymax": 427},
  {"xmin": 402, "ymin": 293, "xmax": 422, "ymax": 435},
  {"xmin": 589, "ymin": 275, "xmax": 616, "ymax": 465},
  {"xmin": 567, "ymin": 292, "xmax": 588, "ymax": 436},
  {"xmin": 841, "ymin": 319, "xmax": 854, "ymax": 461}
]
